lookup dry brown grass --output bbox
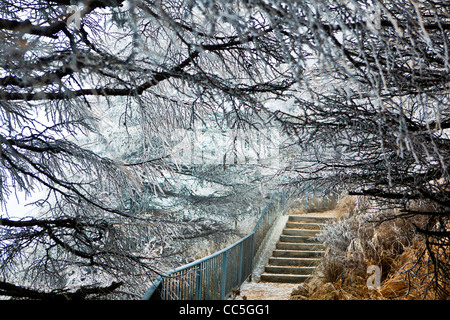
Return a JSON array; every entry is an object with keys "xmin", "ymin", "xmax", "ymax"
[
  {"xmin": 286, "ymin": 193, "xmax": 341, "ymax": 214},
  {"xmin": 285, "ymin": 207, "xmax": 307, "ymax": 215},
  {"xmin": 290, "ymin": 195, "xmax": 448, "ymax": 300},
  {"xmin": 333, "ymin": 195, "xmax": 358, "ymax": 219},
  {"xmin": 291, "ymin": 243, "xmax": 425, "ymax": 300}
]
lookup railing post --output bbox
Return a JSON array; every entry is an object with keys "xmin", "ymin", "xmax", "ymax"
[
  {"xmin": 238, "ymin": 242, "xmax": 243, "ymax": 286},
  {"xmin": 195, "ymin": 266, "xmax": 202, "ymax": 300},
  {"xmin": 249, "ymin": 233, "xmax": 255, "ymax": 282},
  {"xmin": 221, "ymin": 251, "xmax": 227, "ymax": 300}
]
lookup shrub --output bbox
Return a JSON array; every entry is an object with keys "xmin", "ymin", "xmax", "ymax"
[{"xmin": 298, "ymin": 195, "xmax": 430, "ymax": 299}]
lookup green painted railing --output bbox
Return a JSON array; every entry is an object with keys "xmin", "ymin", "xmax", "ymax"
[{"xmin": 142, "ymin": 190, "xmax": 285, "ymax": 300}]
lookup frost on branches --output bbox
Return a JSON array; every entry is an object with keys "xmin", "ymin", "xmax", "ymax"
[{"xmin": 0, "ymin": 0, "xmax": 449, "ymax": 299}]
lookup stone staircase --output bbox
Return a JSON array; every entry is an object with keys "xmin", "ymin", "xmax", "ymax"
[{"xmin": 260, "ymin": 215, "xmax": 331, "ymax": 283}]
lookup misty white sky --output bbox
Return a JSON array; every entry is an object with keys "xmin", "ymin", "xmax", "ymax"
[{"xmin": 2, "ymin": 188, "xmax": 42, "ymax": 218}]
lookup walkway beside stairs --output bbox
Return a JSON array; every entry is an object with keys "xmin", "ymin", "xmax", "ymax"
[{"xmin": 235, "ymin": 211, "xmax": 336, "ymax": 300}]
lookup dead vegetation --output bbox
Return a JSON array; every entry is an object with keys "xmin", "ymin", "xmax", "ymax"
[{"xmin": 290, "ymin": 195, "xmax": 450, "ymax": 300}]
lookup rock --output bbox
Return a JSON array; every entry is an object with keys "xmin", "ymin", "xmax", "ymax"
[
  {"xmin": 322, "ymin": 282, "xmax": 336, "ymax": 292},
  {"xmin": 318, "ymin": 282, "xmax": 339, "ymax": 300},
  {"xmin": 321, "ymin": 291, "xmax": 339, "ymax": 300},
  {"xmin": 291, "ymin": 283, "xmax": 310, "ymax": 297},
  {"xmin": 291, "ymin": 294, "xmax": 309, "ymax": 300}
]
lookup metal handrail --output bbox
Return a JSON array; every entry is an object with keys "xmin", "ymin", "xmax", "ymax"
[{"xmin": 142, "ymin": 189, "xmax": 285, "ymax": 300}]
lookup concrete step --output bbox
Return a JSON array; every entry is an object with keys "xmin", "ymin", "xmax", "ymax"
[
  {"xmin": 279, "ymin": 235, "xmax": 318, "ymax": 243},
  {"xmin": 268, "ymin": 257, "xmax": 321, "ymax": 267},
  {"xmin": 282, "ymin": 228, "xmax": 320, "ymax": 237},
  {"xmin": 276, "ymin": 242, "xmax": 324, "ymax": 251},
  {"xmin": 264, "ymin": 265, "xmax": 316, "ymax": 275},
  {"xmin": 286, "ymin": 221, "xmax": 326, "ymax": 230},
  {"xmin": 272, "ymin": 249, "xmax": 323, "ymax": 258},
  {"xmin": 288, "ymin": 215, "xmax": 332, "ymax": 223},
  {"xmin": 258, "ymin": 214, "xmax": 333, "ymax": 284},
  {"xmin": 260, "ymin": 273, "xmax": 311, "ymax": 283}
]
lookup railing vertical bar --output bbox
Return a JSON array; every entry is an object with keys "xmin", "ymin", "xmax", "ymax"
[
  {"xmin": 238, "ymin": 241, "xmax": 243, "ymax": 286},
  {"xmin": 221, "ymin": 251, "xmax": 227, "ymax": 300},
  {"xmin": 216, "ymin": 256, "xmax": 220, "ymax": 299},
  {"xmin": 249, "ymin": 232, "xmax": 255, "ymax": 281},
  {"xmin": 206, "ymin": 259, "xmax": 211, "ymax": 300},
  {"xmin": 195, "ymin": 265, "xmax": 202, "ymax": 300},
  {"xmin": 181, "ymin": 272, "xmax": 185, "ymax": 299},
  {"xmin": 190, "ymin": 270, "xmax": 194, "ymax": 299},
  {"xmin": 181, "ymin": 272, "xmax": 184, "ymax": 299}
]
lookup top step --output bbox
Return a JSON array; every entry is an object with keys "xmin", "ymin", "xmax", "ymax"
[{"xmin": 288, "ymin": 215, "xmax": 334, "ymax": 223}]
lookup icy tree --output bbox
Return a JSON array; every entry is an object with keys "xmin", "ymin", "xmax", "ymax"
[
  {"xmin": 0, "ymin": 0, "xmax": 294, "ymax": 299},
  {"xmin": 267, "ymin": 1, "xmax": 450, "ymax": 297},
  {"xmin": 1, "ymin": 0, "xmax": 449, "ymax": 299}
]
